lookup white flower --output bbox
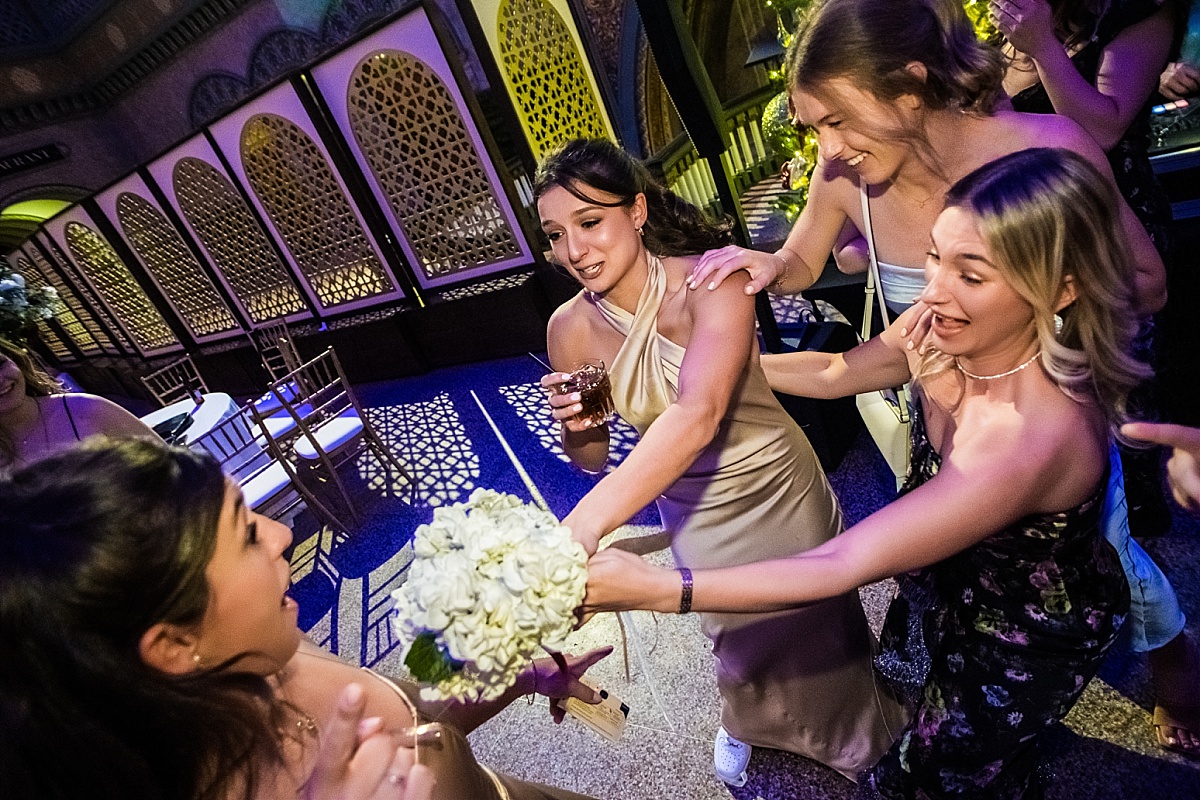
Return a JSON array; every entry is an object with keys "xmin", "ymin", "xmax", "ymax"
[{"xmin": 391, "ymin": 490, "xmax": 587, "ymax": 702}]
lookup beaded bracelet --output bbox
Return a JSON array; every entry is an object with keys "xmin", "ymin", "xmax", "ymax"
[{"xmin": 678, "ymin": 567, "xmax": 693, "ymax": 614}]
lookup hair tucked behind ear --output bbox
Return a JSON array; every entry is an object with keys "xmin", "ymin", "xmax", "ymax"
[
  {"xmin": 0, "ymin": 438, "xmax": 292, "ymax": 800},
  {"xmin": 788, "ymin": 0, "xmax": 1005, "ymax": 115},
  {"xmin": 924, "ymin": 148, "xmax": 1149, "ymax": 436},
  {"xmin": 533, "ymin": 138, "xmax": 733, "ymax": 256}
]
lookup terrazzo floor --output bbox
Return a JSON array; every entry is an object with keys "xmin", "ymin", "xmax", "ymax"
[{"xmin": 286, "ymin": 352, "xmax": 1200, "ymax": 800}]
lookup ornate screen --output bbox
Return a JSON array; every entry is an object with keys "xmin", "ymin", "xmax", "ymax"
[
  {"xmin": 307, "ymin": 6, "xmax": 534, "ymax": 290},
  {"xmin": 207, "ymin": 80, "xmax": 405, "ymax": 315},
  {"xmin": 43, "ymin": 208, "xmax": 180, "ymax": 356},
  {"xmin": 471, "ymin": 0, "xmax": 614, "ymax": 158},
  {"xmin": 29, "ymin": 234, "xmax": 128, "ymax": 355},
  {"xmin": 93, "ymin": 172, "xmax": 242, "ymax": 343},
  {"xmin": 145, "ymin": 133, "xmax": 311, "ymax": 327}
]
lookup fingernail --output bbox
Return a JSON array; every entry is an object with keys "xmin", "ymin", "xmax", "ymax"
[
  {"xmin": 574, "ymin": 405, "xmax": 583, "ymax": 413},
  {"xmin": 900, "ymin": 327, "xmax": 908, "ymax": 336},
  {"xmin": 340, "ymin": 682, "xmax": 364, "ymax": 709},
  {"xmin": 906, "ymin": 341, "xmax": 914, "ymax": 350},
  {"xmin": 708, "ymin": 282, "xmax": 716, "ymax": 291},
  {"xmin": 358, "ymin": 716, "xmax": 384, "ymax": 737}
]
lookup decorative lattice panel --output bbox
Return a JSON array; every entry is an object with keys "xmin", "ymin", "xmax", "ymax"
[
  {"xmin": 115, "ymin": 192, "xmax": 240, "ymax": 339},
  {"xmin": 347, "ymin": 51, "xmax": 522, "ymax": 279},
  {"xmin": 497, "ymin": 0, "xmax": 608, "ymax": 157},
  {"xmin": 12, "ymin": 255, "xmax": 73, "ymax": 359},
  {"xmin": 239, "ymin": 113, "xmax": 396, "ymax": 309},
  {"xmin": 62, "ymin": 222, "xmax": 178, "ymax": 353},
  {"xmin": 25, "ymin": 243, "xmax": 114, "ymax": 354},
  {"xmin": 172, "ymin": 156, "xmax": 308, "ymax": 324}
]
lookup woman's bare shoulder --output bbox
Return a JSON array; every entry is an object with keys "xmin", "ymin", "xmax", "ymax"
[
  {"xmin": 43, "ymin": 392, "xmax": 156, "ymax": 439},
  {"xmin": 282, "ymin": 641, "xmax": 416, "ymax": 729},
  {"xmin": 984, "ymin": 109, "xmax": 1095, "ymax": 153}
]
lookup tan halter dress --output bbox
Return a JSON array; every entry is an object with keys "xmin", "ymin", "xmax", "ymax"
[{"xmin": 591, "ymin": 257, "xmax": 907, "ymax": 778}]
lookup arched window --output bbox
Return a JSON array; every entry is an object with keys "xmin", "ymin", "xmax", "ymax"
[
  {"xmin": 346, "ymin": 50, "xmax": 521, "ymax": 279},
  {"xmin": 22, "ymin": 244, "xmax": 110, "ymax": 353},
  {"xmin": 63, "ymin": 221, "xmax": 178, "ymax": 353},
  {"xmin": 172, "ymin": 157, "xmax": 307, "ymax": 324},
  {"xmin": 116, "ymin": 192, "xmax": 240, "ymax": 338},
  {"xmin": 496, "ymin": 0, "xmax": 608, "ymax": 156},
  {"xmin": 239, "ymin": 113, "xmax": 395, "ymax": 310}
]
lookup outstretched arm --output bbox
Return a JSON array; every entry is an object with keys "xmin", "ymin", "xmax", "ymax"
[
  {"xmin": 763, "ymin": 302, "xmax": 927, "ymax": 398},
  {"xmin": 1123, "ymin": 422, "xmax": 1200, "ymax": 512},
  {"xmin": 562, "ymin": 274, "xmax": 758, "ymax": 554},
  {"xmin": 585, "ymin": 415, "xmax": 1089, "ymax": 614},
  {"xmin": 995, "ymin": 0, "xmax": 1175, "ymax": 151},
  {"xmin": 688, "ymin": 160, "xmax": 854, "ymax": 295}
]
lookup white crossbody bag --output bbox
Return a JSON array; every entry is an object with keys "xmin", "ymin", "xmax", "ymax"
[{"xmin": 855, "ymin": 189, "xmax": 912, "ymax": 488}]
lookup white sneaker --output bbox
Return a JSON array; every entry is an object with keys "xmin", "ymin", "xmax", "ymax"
[{"xmin": 713, "ymin": 726, "xmax": 750, "ymax": 787}]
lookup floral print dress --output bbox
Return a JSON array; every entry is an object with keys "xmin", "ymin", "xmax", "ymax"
[{"xmin": 861, "ymin": 402, "xmax": 1130, "ymax": 799}]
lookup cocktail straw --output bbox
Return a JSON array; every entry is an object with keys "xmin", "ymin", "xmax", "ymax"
[{"xmin": 527, "ymin": 352, "xmax": 554, "ymax": 372}]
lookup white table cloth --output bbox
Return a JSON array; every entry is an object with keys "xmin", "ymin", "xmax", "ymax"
[{"xmin": 140, "ymin": 392, "xmax": 239, "ymax": 447}]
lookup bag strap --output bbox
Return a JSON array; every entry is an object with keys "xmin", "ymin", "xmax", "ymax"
[{"xmin": 858, "ymin": 181, "xmax": 910, "ymax": 424}]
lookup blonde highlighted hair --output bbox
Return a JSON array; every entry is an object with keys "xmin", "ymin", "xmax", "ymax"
[{"xmin": 921, "ymin": 148, "xmax": 1149, "ymax": 434}]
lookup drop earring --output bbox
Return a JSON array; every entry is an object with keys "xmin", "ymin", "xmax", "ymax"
[{"xmin": 1053, "ymin": 313, "xmax": 1063, "ymax": 335}]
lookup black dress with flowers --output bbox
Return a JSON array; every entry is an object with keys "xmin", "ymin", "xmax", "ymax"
[{"xmin": 861, "ymin": 402, "xmax": 1130, "ymax": 799}]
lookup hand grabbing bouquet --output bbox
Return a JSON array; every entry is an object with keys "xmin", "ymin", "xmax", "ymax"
[{"xmin": 392, "ymin": 489, "xmax": 588, "ymax": 701}]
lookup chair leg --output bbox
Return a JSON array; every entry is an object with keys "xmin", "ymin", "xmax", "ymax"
[{"xmin": 295, "ymin": 460, "xmax": 359, "ymax": 530}]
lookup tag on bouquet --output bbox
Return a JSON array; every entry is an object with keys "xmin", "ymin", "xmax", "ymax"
[{"xmin": 563, "ymin": 677, "xmax": 629, "ymax": 742}]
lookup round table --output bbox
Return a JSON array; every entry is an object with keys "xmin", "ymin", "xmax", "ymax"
[{"xmin": 139, "ymin": 392, "xmax": 239, "ymax": 447}]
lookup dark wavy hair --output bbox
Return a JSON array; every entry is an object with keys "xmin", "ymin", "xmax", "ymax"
[
  {"xmin": 0, "ymin": 438, "xmax": 291, "ymax": 800},
  {"xmin": 533, "ymin": 138, "xmax": 733, "ymax": 257},
  {"xmin": 787, "ymin": 0, "xmax": 1006, "ymax": 115},
  {"xmin": 0, "ymin": 337, "xmax": 64, "ymax": 467}
]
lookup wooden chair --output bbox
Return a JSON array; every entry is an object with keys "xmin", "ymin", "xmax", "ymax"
[
  {"xmin": 256, "ymin": 347, "xmax": 411, "ymax": 525},
  {"xmin": 140, "ymin": 355, "xmax": 208, "ymax": 407},
  {"xmin": 251, "ymin": 320, "xmax": 301, "ymax": 381},
  {"xmin": 198, "ymin": 402, "xmax": 350, "ymax": 532},
  {"xmin": 251, "ymin": 321, "xmax": 303, "ymax": 416}
]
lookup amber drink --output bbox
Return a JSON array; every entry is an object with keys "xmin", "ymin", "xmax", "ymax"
[{"xmin": 565, "ymin": 360, "xmax": 614, "ymax": 427}]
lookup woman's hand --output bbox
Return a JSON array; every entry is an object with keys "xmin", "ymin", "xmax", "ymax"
[
  {"xmin": 991, "ymin": 0, "xmax": 1059, "ymax": 60},
  {"xmin": 304, "ymin": 683, "xmax": 436, "ymax": 800},
  {"xmin": 1122, "ymin": 422, "xmax": 1200, "ymax": 513},
  {"xmin": 530, "ymin": 646, "xmax": 614, "ymax": 723},
  {"xmin": 540, "ymin": 371, "xmax": 596, "ymax": 433},
  {"xmin": 878, "ymin": 301, "xmax": 934, "ymax": 356},
  {"xmin": 688, "ymin": 245, "xmax": 784, "ymax": 295},
  {"xmin": 582, "ymin": 548, "xmax": 680, "ymax": 615},
  {"xmin": 1160, "ymin": 62, "xmax": 1200, "ymax": 101}
]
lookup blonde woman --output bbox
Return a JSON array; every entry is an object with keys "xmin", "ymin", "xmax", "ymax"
[{"xmin": 586, "ymin": 148, "xmax": 1139, "ymax": 798}]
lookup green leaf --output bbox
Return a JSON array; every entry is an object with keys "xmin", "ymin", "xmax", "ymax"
[{"xmin": 404, "ymin": 631, "xmax": 463, "ymax": 684}]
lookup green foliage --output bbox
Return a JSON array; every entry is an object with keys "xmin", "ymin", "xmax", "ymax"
[{"xmin": 404, "ymin": 631, "xmax": 463, "ymax": 684}]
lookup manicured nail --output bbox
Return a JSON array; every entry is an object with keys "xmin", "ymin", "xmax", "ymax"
[
  {"xmin": 571, "ymin": 392, "xmax": 581, "ymax": 402},
  {"xmin": 906, "ymin": 341, "xmax": 914, "ymax": 350},
  {"xmin": 900, "ymin": 326, "xmax": 908, "ymax": 336},
  {"xmin": 574, "ymin": 404, "xmax": 583, "ymax": 413},
  {"xmin": 359, "ymin": 716, "xmax": 384, "ymax": 737},
  {"xmin": 708, "ymin": 282, "xmax": 717, "ymax": 291}
]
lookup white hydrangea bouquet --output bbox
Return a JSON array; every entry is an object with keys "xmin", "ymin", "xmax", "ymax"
[
  {"xmin": 391, "ymin": 489, "xmax": 588, "ymax": 702},
  {"xmin": 0, "ymin": 264, "xmax": 57, "ymax": 343}
]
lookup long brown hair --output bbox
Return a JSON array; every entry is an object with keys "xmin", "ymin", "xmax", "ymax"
[{"xmin": 0, "ymin": 439, "xmax": 297, "ymax": 800}]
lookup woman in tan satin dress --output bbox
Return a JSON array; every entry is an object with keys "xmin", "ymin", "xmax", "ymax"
[
  {"xmin": 0, "ymin": 438, "xmax": 605, "ymax": 800},
  {"xmin": 537, "ymin": 139, "xmax": 908, "ymax": 784}
]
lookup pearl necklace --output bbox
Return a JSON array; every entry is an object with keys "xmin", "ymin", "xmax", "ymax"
[{"xmin": 954, "ymin": 351, "xmax": 1042, "ymax": 381}]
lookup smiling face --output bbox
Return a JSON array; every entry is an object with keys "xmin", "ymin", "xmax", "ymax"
[
  {"xmin": 920, "ymin": 206, "xmax": 1037, "ymax": 368},
  {"xmin": 0, "ymin": 352, "xmax": 26, "ymax": 415},
  {"xmin": 192, "ymin": 482, "xmax": 299, "ymax": 675},
  {"xmin": 790, "ymin": 80, "xmax": 918, "ymax": 185},
  {"xmin": 537, "ymin": 183, "xmax": 648, "ymax": 297}
]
